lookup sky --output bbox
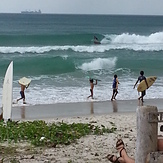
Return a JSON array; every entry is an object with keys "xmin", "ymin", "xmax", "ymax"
[{"xmin": 0, "ymin": 0, "xmax": 163, "ymax": 15}]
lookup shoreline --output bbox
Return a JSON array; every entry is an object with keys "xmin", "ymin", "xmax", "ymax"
[{"xmin": 11, "ymin": 98, "xmax": 163, "ymax": 120}]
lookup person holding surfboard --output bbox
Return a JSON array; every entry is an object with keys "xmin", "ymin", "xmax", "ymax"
[
  {"xmin": 111, "ymin": 74, "xmax": 120, "ymax": 101},
  {"xmin": 133, "ymin": 71, "xmax": 149, "ymax": 102},
  {"xmin": 87, "ymin": 78, "xmax": 97, "ymax": 99},
  {"xmin": 17, "ymin": 83, "xmax": 30, "ymax": 104},
  {"xmin": 16, "ymin": 77, "xmax": 31, "ymax": 104}
]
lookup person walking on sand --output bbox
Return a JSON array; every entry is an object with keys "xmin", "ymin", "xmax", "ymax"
[
  {"xmin": 111, "ymin": 74, "xmax": 119, "ymax": 101},
  {"xmin": 87, "ymin": 78, "xmax": 97, "ymax": 99},
  {"xmin": 133, "ymin": 70, "xmax": 148, "ymax": 102},
  {"xmin": 17, "ymin": 83, "xmax": 29, "ymax": 104}
]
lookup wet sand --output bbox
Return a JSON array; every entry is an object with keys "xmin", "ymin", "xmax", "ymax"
[{"xmin": 11, "ymin": 98, "xmax": 163, "ymax": 120}]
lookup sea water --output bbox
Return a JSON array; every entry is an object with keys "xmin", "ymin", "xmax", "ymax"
[{"xmin": 0, "ymin": 14, "xmax": 163, "ymax": 105}]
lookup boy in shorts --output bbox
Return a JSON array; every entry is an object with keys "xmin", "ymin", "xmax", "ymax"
[
  {"xmin": 111, "ymin": 74, "xmax": 120, "ymax": 101},
  {"xmin": 17, "ymin": 83, "xmax": 29, "ymax": 104}
]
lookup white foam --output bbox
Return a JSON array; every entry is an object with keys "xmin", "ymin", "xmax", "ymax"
[
  {"xmin": 79, "ymin": 57, "xmax": 117, "ymax": 71},
  {"xmin": 1, "ymin": 31, "xmax": 163, "ymax": 55},
  {"xmin": 0, "ymin": 77, "xmax": 160, "ymax": 107},
  {"xmin": 111, "ymin": 32, "xmax": 163, "ymax": 44},
  {"xmin": 0, "ymin": 73, "xmax": 163, "ymax": 107}
]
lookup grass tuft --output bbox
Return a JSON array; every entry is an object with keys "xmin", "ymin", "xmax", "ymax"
[{"xmin": 0, "ymin": 120, "xmax": 117, "ymax": 147}]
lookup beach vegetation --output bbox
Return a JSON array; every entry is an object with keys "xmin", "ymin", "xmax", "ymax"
[{"xmin": 0, "ymin": 120, "xmax": 116, "ymax": 147}]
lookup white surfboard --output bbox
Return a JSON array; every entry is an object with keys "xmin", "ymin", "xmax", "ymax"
[
  {"xmin": 19, "ymin": 77, "xmax": 31, "ymax": 86},
  {"xmin": 2, "ymin": 61, "xmax": 13, "ymax": 121},
  {"xmin": 137, "ymin": 76, "xmax": 157, "ymax": 92}
]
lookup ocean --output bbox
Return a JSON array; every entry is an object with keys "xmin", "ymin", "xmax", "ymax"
[{"xmin": 0, "ymin": 13, "xmax": 163, "ymax": 106}]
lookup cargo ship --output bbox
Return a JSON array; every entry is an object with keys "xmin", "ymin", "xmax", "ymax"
[{"xmin": 21, "ymin": 9, "xmax": 41, "ymax": 14}]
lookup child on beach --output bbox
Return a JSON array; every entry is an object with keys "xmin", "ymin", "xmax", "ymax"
[
  {"xmin": 17, "ymin": 83, "xmax": 30, "ymax": 104},
  {"xmin": 111, "ymin": 74, "xmax": 119, "ymax": 101},
  {"xmin": 87, "ymin": 79, "xmax": 97, "ymax": 99},
  {"xmin": 133, "ymin": 70, "xmax": 148, "ymax": 102}
]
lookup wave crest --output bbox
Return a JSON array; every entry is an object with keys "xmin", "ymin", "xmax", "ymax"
[
  {"xmin": 1, "ymin": 32, "xmax": 163, "ymax": 54},
  {"xmin": 79, "ymin": 57, "xmax": 117, "ymax": 71},
  {"xmin": 110, "ymin": 31, "xmax": 163, "ymax": 44}
]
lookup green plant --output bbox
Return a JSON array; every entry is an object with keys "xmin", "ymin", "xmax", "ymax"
[{"xmin": 0, "ymin": 120, "xmax": 116, "ymax": 147}]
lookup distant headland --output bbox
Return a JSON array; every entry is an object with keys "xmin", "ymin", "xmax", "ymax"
[{"xmin": 21, "ymin": 9, "xmax": 41, "ymax": 14}]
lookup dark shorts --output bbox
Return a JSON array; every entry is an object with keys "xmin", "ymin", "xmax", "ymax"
[
  {"xmin": 141, "ymin": 90, "xmax": 146, "ymax": 96},
  {"xmin": 90, "ymin": 89, "xmax": 93, "ymax": 94},
  {"xmin": 113, "ymin": 88, "xmax": 118, "ymax": 94},
  {"xmin": 20, "ymin": 91, "xmax": 25, "ymax": 98}
]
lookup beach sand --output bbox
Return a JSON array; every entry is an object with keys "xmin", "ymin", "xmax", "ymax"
[{"xmin": 2, "ymin": 99, "xmax": 163, "ymax": 162}]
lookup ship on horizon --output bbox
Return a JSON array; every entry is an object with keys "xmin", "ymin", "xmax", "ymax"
[{"xmin": 21, "ymin": 9, "xmax": 41, "ymax": 14}]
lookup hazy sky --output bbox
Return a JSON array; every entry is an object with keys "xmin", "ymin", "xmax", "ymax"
[{"xmin": 0, "ymin": 0, "xmax": 163, "ymax": 15}]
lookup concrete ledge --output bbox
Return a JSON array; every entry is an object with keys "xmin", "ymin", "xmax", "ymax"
[{"xmin": 146, "ymin": 151, "xmax": 163, "ymax": 163}]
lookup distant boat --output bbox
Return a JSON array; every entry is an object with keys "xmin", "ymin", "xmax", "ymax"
[{"xmin": 21, "ymin": 9, "xmax": 41, "ymax": 14}]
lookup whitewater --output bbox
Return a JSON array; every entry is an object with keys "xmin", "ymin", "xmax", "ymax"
[
  {"xmin": 0, "ymin": 14, "xmax": 163, "ymax": 106},
  {"xmin": 1, "ymin": 31, "xmax": 163, "ymax": 54}
]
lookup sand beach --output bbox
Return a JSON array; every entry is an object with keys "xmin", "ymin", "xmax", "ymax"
[{"xmin": 0, "ymin": 99, "xmax": 162, "ymax": 162}]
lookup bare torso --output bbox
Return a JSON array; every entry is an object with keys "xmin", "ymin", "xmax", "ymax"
[
  {"xmin": 90, "ymin": 83, "xmax": 94, "ymax": 90},
  {"xmin": 21, "ymin": 84, "xmax": 26, "ymax": 92}
]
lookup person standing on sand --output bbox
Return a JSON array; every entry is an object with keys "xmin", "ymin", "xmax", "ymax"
[
  {"xmin": 111, "ymin": 74, "xmax": 119, "ymax": 101},
  {"xmin": 133, "ymin": 70, "xmax": 148, "ymax": 102},
  {"xmin": 87, "ymin": 79, "xmax": 97, "ymax": 99},
  {"xmin": 17, "ymin": 84, "xmax": 29, "ymax": 104}
]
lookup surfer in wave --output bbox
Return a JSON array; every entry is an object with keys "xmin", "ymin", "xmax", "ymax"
[{"xmin": 94, "ymin": 36, "xmax": 101, "ymax": 44}]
